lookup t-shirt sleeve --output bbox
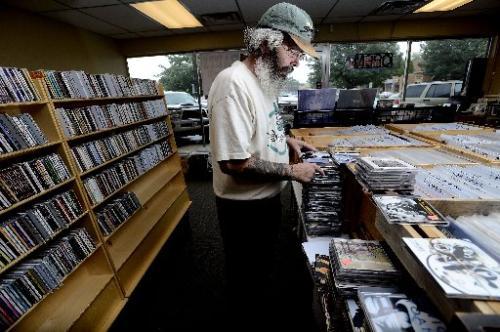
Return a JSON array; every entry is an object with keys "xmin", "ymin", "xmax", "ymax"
[{"xmin": 210, "ymin": 89, "xmax": 254, "ymax": 162}]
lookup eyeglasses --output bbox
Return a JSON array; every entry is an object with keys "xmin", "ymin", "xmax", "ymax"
[{"xmin": 281, "ymin": 44, "xmax": 305, "ymax": 60}]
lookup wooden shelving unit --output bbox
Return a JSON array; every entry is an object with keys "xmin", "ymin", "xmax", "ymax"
[
  {"xmin": 79, "ymin": 133, "xmax": 172, "ymax": 176},
  {"xmin": 0, "ymin": 71, "xmax": 191, "ymax": 330},
  {"xmin": 65, "ymin": 114, "xmax": 168, "ymax": 143}
]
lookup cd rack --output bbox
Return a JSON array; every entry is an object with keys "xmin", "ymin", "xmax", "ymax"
[{"xmin": 0, "ymin": 67, "xmax": 190, "ymax": 331}]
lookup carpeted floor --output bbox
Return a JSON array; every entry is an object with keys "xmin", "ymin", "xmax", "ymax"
[{"xmin": 110, "ymin": 173, "xmax": 319, "ymax": 331}]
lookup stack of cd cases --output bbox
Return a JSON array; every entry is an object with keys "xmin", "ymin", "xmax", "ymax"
[
  {"xmin": 301, "ymin": 152, "xmax": 343, "ymax": 236},
  {"xmin": 329, "ymin": 238, "xmax": 400, "ymax": 296},
  {"xmin": 356, "ymin": 157, "xmax": 416, "ymax": 192}
]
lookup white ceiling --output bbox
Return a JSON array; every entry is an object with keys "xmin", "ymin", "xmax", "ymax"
[{"xmin": 1, "ymin": 0, "xmax": 499, "ymax": 39}]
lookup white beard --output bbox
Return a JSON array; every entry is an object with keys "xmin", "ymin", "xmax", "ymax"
[{"xmin": 254, "ymin": 56, "xmax": 288, "ymax": 99}]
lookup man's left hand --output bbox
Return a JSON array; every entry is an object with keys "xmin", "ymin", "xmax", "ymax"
[{"xmin": 286, "ymin": 137, "xmax": 317, "ymax": 161}]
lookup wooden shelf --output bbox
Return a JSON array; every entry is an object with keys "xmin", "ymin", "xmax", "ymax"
[
  {"xmin": 7, "ymin": 244, "xmax": 103, "ymax": 331},
  {"xmin": 108, "ymin": 177, "xmax": 187, "ymax": 270},
  {"xmin": 79, "ymin": 134, "xmax": 171, "ymax": 177},
  {"xmin": 0, "ymin": 177, "xmax": 75, "ymax": 218},
  {"xmin": 118, "ymin": 191, "xmax": 191, "ymax": 297},
  {"xmin": 103, "ymin": 208, "xmax": 142, "ymax": 241},
  {"xmin": 0, "ymin": 141, "xmax": 61, "ymax": 162},
  {"xmin": 0, "ymin": 211, "xmax": 89, "ymax": 276},
  {"xmin": 70, "ymin": 278, "xmax": 127, "ymax": 331},
  {"xmin": 52, "ymin": 94, "xmax": 163, "ymax": 105},
  {"xmin": 90, "ymin": 151, "xmax": 177, "ymax": 209},
  {"xmin": 65, "ymin": 114, "xmax": 168, "ymax": 143},
  {"xmin": 0, "ymin": 75, "xmax": 189, "ymax": 330},
  {"xmin": 9, "ymin": 247, "xmax": 114, "ymax": 331},
  {"xmin": 127, "ymin": 155, "xmax": 180, "ymax": 205},
  {"xmin": 0, "ymin": 100, "xmax": 48, "ymax": 109}
]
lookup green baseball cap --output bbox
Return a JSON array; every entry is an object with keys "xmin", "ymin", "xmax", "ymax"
[{"xmin": 257, "ymin": 2, "xmax": 318, "ymax": 58}]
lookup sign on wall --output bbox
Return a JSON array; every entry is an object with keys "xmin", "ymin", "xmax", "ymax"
[{"xmin": 347, "ymin": 53, "xmax": 393, "ymax": 69}]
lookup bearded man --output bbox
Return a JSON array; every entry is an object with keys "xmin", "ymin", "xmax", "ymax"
[{"xmin": 207, "ymin": 2, "xmax": 321, "ymax": 324}]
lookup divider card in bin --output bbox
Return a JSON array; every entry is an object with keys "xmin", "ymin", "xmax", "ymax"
[{"xmin": 297, "ymin": 88, "xmax": 337, "ymax": 112}]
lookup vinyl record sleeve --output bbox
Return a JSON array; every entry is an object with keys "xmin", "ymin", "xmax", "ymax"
[
  {"xmin": 373, "ymin": 195, "xmax": 448, "ymax": 225},
  {"xmin": 357, "ymin": 287, "xmax": 446, "ymax": 332},
  {"xmin": 403, "ymin": 238, "xmax": 500, "ymax": 300},
  {"xmin": 331, "ymin": 238, "xmax": 399, "ymax": 274},
  {"xmin": 359, "ymin": 157, "xmax": 416, "ymax": 171}
]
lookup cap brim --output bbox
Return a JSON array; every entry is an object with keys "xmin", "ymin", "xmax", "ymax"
[{"xmin": 289, "ymin": 34, "xmax": 319, "ymax": 59}]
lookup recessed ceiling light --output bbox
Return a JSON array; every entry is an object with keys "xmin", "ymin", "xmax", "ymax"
[
  {"xmin": 415, "ymin": 0, "xmax": 473, "ymax": 13},
  {"xmin": 131, "ymin": 0, "xmax": 202, "ymax": 29}
]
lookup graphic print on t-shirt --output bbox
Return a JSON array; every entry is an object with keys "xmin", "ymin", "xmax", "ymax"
[{"xmin": 266, "ymin": 102, "xmax": 288, "ymax": 155}]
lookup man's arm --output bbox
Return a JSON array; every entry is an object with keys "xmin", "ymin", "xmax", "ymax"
[{"xmin": 219, "ymin": 155, "xmax": 322, "ymax": 183}]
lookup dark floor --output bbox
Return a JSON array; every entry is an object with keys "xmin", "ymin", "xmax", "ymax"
[{"xmin": 110, "ymin": 172, "xmax": 319, "ymax": 331}]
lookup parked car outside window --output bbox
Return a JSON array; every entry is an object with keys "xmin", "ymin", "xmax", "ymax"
[
  {"xmin": 377, "ymin": 81, "xmax": 462, "ymax": 109},
  {"xmin": 165, "ymin": 91, "xmax": 208, "ymax": 134}
]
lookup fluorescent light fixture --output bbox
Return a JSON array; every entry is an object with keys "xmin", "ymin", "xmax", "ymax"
[
  {"xmin": 131, "ymin": 0, "xmax": 202, "ymax": 29},
  {"xmin": 415, "ymin": 0, "xmax": 473, "ymax": 13}
]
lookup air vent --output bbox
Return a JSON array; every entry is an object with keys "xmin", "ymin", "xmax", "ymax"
[
  {"xmin": 371, "ymin": 0, "xmax": 428, "ymax": 15},
  {"xmin": 200, "ymin": 11, "xmax": 242, "ymax": 25}
]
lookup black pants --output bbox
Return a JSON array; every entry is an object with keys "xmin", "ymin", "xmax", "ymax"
[{"xmin": 216, "ymin": 194, "xmax": 282, "ymax": 325}]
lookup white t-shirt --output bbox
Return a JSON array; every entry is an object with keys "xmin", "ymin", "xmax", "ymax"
[{"xmin": 208, "ymin": 61, "xmax": 289, "ymax": 200}]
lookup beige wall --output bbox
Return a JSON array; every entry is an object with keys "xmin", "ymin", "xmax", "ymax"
[{"xmin": 0, "ymin": 7, "xmax": 127, "ymax": 75}]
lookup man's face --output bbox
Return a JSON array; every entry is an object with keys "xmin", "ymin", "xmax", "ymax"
[
  {"xmin": 252, "ymin": 32, "xmax": 304, "ymax": 97},
  {"xmin": 274, "ymin": 41, "xmax": 304, "ymax": 78}
]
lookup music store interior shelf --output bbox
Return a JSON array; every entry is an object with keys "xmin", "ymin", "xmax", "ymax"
[
  {"xmin": 0, "ymin": 177, "xmax": 75, "ymax": 218},
  {"xmin": 0, "ymin": 141, "xmax": 61, "ymax": 162},
  {"xmin": 9, "ymin": 246, "xmax": 114, "ymax": 332},
  {"xmin": 117, "ymin": 191, "xmax": 191, "ymax": 297},
  {"xmin": 97, "ymin": 166, "xmax": 181, "ymax": 242},
  {"xmin": 0, "ymin": 100, "xmax": 48, "ymax": 110},
  {"xmin": 107, "ymin": 173, "xmax": 188, "ymax": 271},
  {"xmin": 0, "ymin": 211, "xmax": 89, "ymax": 276},
  {"xmin": 7, "ymin": 243, "xmax": 103, "ymax": 330},
  {"xmin": 65, "ymin": 114, "xmax": 168, "ymax": 143},
  {"xmin": 90, "ymin": 150, "xmax": 178, "ymax": 210},
  {"xmin": 0, "ymin": 71, "xmax": 190, "ymax": 330},
  {"xmin": 52, "ymin": 93, "xmax": 163, "ymax": 106},
  {"xmin": 79, "ymin": 133, "xmax": 172, "ymax": 177}
]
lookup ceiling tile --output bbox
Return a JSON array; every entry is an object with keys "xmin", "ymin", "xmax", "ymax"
[
  {"xmin": 327, "ymin": 0, "xmax": 387, "ymax": 17},
  {"xmin": 56, "ymin": 0, "xmax": 120, "ymax": 8},
  {"xmin": 404, "ymin": 12, "xmax": 445, "ymax": 20},
  {"xmin": 238, "ymin": 0, "xmax": 333, "ymax": 24},
  {"xmin": 439, "ymin": 9, "xmax": 490, "ymax": 18},
  {"xmin": 180, "ymin": 0, "xmax": 238, "ymax": 15},
  {"xmin": 81, "ymin": 4, "xmax": 165, "ymax": 31},
  {"xmin": 360, "ymin": 15, "xmax": 403, "ymax": 22},
  {"xmin": 43, "ymin": 9, "xmax": 126, "ymax": 34},
  {"xmin": 454, "ymin": 0, "xmax": 500, "ymax": 11},
  {"xmin": 137, "ymin": 29, "xmax": 174, "ymax": 37},
  {"xmin": 322, "ymin": 16, "xmax": 363, "ymax": 24},
  {"xmin": 109, "ymin": 32, "xmax": 142, "ymax": 39},
  {"xmin": 120, "ymin": 0, "xmax": 158, "ymax": 3},
  {"xmin": 206, "ymin": 23, "xmax": 245, "ymax": 31},
  {"xmin": 170, "ymin": 26, "xmax": 208, "ymax": 34},
  {"xmin": 1, "ymin": 0, "xmax": 69, "ymax": 12}
]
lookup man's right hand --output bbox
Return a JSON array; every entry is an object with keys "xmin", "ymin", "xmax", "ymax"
[{"xmin": 290, "ymin": 162, "xmax": 324, "ymax": 183}]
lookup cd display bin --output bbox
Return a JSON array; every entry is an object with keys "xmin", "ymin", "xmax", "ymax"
[
  {"xmin": 385, "ymin": 124, "xmax": 499, "ymax": 164},
  {"xmin": 342, "ymin": 161, "xmax": 500, "ymax": 323},
  {"xmin": 374, "ymin": 200, "xmax": 500, "ymax": 322},
  {"xmin": 0, "ymin": 73, "xmax": 190, "ymax": 331}
]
